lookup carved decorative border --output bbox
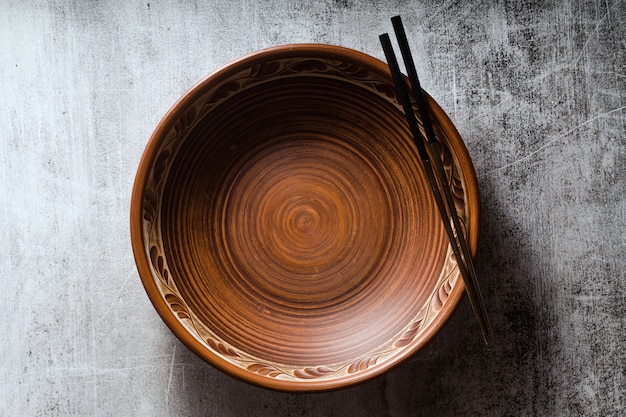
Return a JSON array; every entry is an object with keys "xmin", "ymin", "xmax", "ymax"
[{"xmin": 141, "ymin": 56, "xmax": 469, "ymax": 382}]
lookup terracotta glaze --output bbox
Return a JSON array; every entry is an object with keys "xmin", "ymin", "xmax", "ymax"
[{"xmin": 130, "ymin": 44, "xmax": 480, "ymax": 391}]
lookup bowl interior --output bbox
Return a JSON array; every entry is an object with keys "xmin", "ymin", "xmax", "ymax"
[{"xmin": 131, "ymin": 44, "xmax": 479, "ymax": 391}]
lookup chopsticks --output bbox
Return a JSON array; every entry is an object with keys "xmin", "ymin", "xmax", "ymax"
[{"xmin": 380, "ymin": 16, "xmax": 492, "ymax": 346}]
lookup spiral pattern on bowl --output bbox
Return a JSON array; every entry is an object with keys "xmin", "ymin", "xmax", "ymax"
[{"xmin": 161, "ymin": 75, "xmax": 447, "ymax": 365}]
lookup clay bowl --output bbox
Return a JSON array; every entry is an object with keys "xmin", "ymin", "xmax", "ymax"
[{"xmin": 130, "ymin": 44, "xmax": 479, "ymax": 392}]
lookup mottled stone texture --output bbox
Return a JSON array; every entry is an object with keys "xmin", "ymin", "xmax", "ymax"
[{"xmin": 1, "ymin": 0, "xmax": 624, "ymax": 416}]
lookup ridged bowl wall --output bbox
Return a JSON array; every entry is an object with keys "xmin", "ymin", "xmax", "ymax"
[{"xmin": 130, "ymin": 44, "xmax": 480, "ymax": 392}]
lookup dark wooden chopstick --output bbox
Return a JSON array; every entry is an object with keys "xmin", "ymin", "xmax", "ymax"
[
  {"xmin": 390, "ymin": 15, "xmax": 492, "ymax": 342},
  {"xmin": 380, "ymin": 18, "xmax": 492, "ymax": 346}
]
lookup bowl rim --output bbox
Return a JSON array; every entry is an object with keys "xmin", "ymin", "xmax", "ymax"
[{"xmin": 130, "ymin": 43, "xmax": 480, "ymax": 392}]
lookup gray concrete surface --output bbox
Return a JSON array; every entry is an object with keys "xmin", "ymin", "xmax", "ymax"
[{"xmin": 1, "ymin": 0, "xmax": 624, "ymax": 416}]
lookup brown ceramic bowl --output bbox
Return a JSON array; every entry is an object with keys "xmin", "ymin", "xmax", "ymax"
[{"xmin": 130, "ymin": 44, "xmax": 479, "ymax": 392}]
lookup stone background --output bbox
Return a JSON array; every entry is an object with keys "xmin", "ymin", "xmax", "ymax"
[{"xmin": 1, "ymin": 1, "xmax": 624, "ymax": 416}]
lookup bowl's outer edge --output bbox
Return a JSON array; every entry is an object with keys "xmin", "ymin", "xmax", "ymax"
[{"xmin": 130, "ymin": 43, "xmax": 481, "ymax": 392}]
